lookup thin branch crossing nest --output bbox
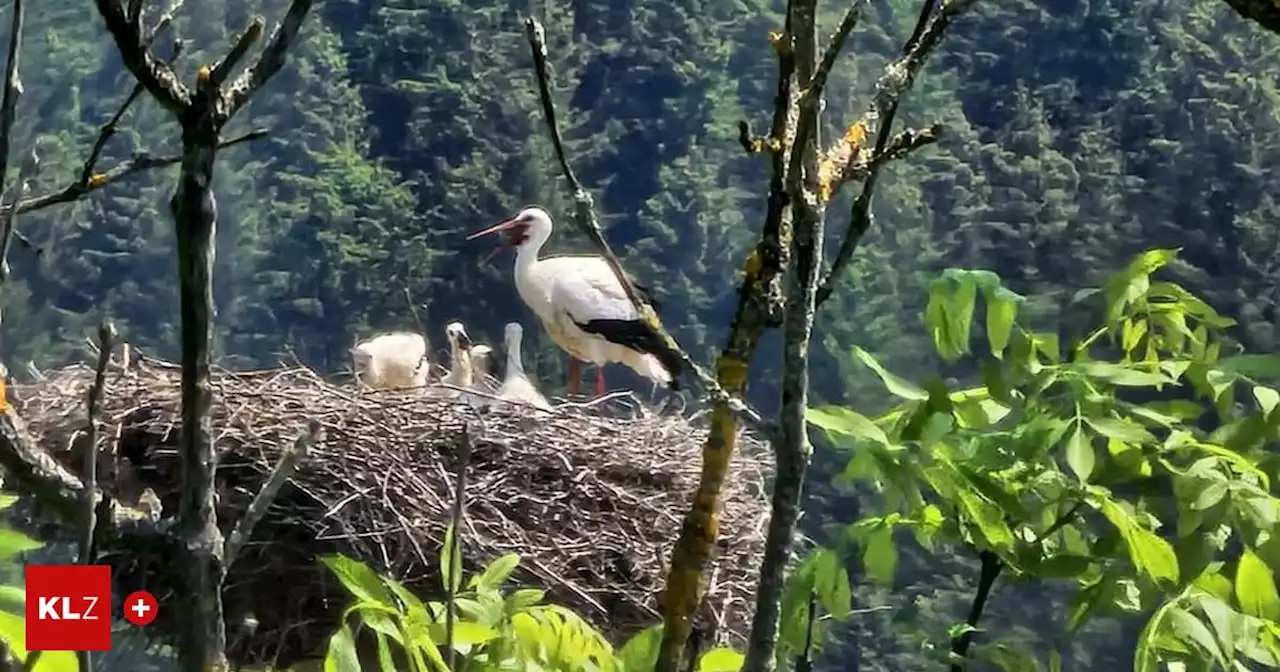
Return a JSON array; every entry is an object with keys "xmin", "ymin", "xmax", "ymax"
[{"xmin": 12, "ymin": 358, "xmax": 772, "ymax": 667}]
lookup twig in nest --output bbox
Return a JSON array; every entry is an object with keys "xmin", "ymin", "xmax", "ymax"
[
  {"xmin": 77, "ymin": 319, "xmax": 115, "ymax": 672},
  {"xmin": 223, "ymin": 419, "xmax": 319, "ymax": 567},
  {"xmin": 521, "ymin": 16, "xmax": 767, "ymax": 435},
  {"xmin": 444, "ymin": 424, "xmax": 473, "ymax": 671}
]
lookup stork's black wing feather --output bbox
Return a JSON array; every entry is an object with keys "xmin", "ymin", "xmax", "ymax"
[{"xmin": 629, "ymin": 276, "xmax": 662, "ymax": 313}]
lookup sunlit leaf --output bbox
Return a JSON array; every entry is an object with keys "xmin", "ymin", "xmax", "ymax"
[
  {"xmin": 862, "ymin": 526, "xmax": 897, "ymax": 585},
  {"xmin": 324, "ymin": 624, "xmax": 361, "ymax": 672},
  {"xmin": 473, "ymin": 553, "xmax": 520, "ymax": 591},
  {"xmin": 697, "ymin": 647, "xmax": 745, "ymax": 671},
  {"xmin": 1236, "ymin": 549, "xmax": 1280, "ymax": 621},
  {"xmin": 851, "ymin": 346, "xmax": 928, "ymax": 400},
  {"xmin": 322, "ymin": 555, "xmax": 397, "ymax": 607},
  {"xmin": 1099, "ymin": 500, "xmax": 1179, "ymax": 586},
  {"xmin": 1216, "ymin": 354, "xmax": 1280, "ymax": 379},
  {"xmin": 616, "ymin": 624, "xmax": 662, "ymax": 672},
  {"xmin": 806, "ymin": 406, "xmax": 888, "ymax": 445},
  {"xmin": 1065, "ymin": 423, "xmax": 1095, "ymax": 482},
  {"xmin": 440, "ymin": 525, "xmax": 463, "ymax": 595}
]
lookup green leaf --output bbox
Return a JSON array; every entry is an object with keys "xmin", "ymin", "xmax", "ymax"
[
  {"xmin": 1099, "ymin": 500, "xmax": 1179, "ymax": 586},
  {"xmin": 505, "ymin": 588, "xmax": 546, "ymax": 613},
  {"xmin": 811, "ymin": 549, "xmax": 852, "ymax": 620},
  {"xmin": 862, "ymin": 526, "xmax": 897, "ymax": 585},
  {"xmin": 1076, "ymin": 362, "xmax": 1168, "ymax": 387},
  {"xmin": 805, "ymin": 407, "xmax": 888, "ymax": 445},
  {"xmin": 0, "ymin": 495, "xmax": 19, "ymax": 512},
  {"xmin": 983, "ymin": 286, "xmax": 1021, "ymax": 359},
  {"xmin": 851, "ymin": 346, "xmax": 928, "ymax": 400},
  {"xmin": 428, "ymin": 621, "xmax": 498, "ymax": 649},
  {"xmin": 616, "ymin": 624, "xmax": 662, "ymax": 671},
  {"xmin": 1084, "ymin": 416, "xmax": 1155, "ymax": 444},
  {"xmin": 321, "ymin": 555, "xmax": 397, "ymax": 607},
  {"xmin": 440, "ymin": 524, "xmax": 463, "ymax": 594},
  {"xmin": 473, "ymin": 553, "xmax": 520, "ymax": 591},
  {"xmin": 1037, "ymin": 554, "xmax": 1094, "ymax": 579},
  {"xmin": 1236, "ymin": 549, "xmax": 1280, "ymax": 621},
  {"xmin": 1216, "ymin": 354, "xmax": 1280, "ymax": 379},
  {"xmin": 697, "ymin": 647, "xmax": 745, "ymax": 672},
  {"xmin": 1168, "ymin": 607, "xmax": 1226, "ymax": 666},
  {"xmin": 324, "ymin": 624, "xmax": 362, "ymax": 672},
  {"xmin": 0, "ymin": 529, "xmax": 41, "ymax": 561},
  {"xmin": 1065, "ymin": 424, "xmax": 1095, "ymax": 483},
  {"xmin": 1254, "ymin": 386, "xmax": 1280, "ymax": 416}
]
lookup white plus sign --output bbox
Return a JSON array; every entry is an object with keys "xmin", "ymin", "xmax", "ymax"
[{"xmin": 131, "ymin": 598, "xmax": 151, "ymax": 618}]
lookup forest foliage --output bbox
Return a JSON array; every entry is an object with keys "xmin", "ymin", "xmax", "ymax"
[{"xmin": 0, "ymin": 0, "xmax": 1275, "ymax": 669}]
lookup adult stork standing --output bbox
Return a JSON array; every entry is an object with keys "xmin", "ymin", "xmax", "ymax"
[{"xmin": 466, "ymin": 206, "xmax": 682, "ymax": 396}]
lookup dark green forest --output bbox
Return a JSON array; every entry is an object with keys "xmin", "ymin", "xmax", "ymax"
[{"xmin": 1, "ymin": 0, "xmax": 1278, "ymax": 669}]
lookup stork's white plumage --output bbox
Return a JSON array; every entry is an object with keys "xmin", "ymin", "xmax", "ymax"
[
  {"xmin": 469, "ymin": 344, "xmax": 500, "ymax": 392},
  {"xmin": 350, "ymin": 331, "xmax": 430, "ymax": 390},
  {"xmin": 439, "ymin": 321, "xmax": 474, "ymax": 389},
  {"xmin": 467, "ymin": 207, "xmax": 682, "ymax": 396},
  {"xmin": 495, "ymin": 322, "xmax": 552, "ymax": 411}
]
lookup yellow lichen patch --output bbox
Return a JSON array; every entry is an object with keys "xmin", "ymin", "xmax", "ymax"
[
  {"xmin": 767, "ymin": 136, "xmax": 783, "ymax": 152},
  {"xmin": 197, "ymin": 65, "xmax": 212, "ymax": 85},
  {"xmin": 844, "ymin": 120, "xmax": 867, "ymax": 148},
  {"xmin": 741, "ymin": 249, "xmax": 762, "ymax": 283},
  {"xmin": 0, "ymin": 377, "xmax": 7, "ymax": 412},
  {"xmin": 750, "ymin": 137, "xmax": 766, "ymax": 153},
  {"xmin": 716, "ymin": 355, "xmax": 750, "ymax": 392},
  {"xmin": 87, "ymin": 173, "xmax": 108, "ymax": 189},
  {"xmin": 768, "ymin": 30, "xmax": 784, "ymax": 46}
]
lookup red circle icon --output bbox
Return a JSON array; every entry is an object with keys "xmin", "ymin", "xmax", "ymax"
[{"xmin": 122, "ymin": 590, "xmax": 158, "ymax": 626}]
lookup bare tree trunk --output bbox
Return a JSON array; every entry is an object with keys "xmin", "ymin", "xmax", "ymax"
[{"xmin": 172, "ymin": 117, "xmax": 226, "ymax": 670}]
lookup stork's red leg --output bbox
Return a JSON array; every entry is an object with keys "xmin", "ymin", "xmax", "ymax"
[
  {"xmin": 595, "ymin": 366, "xmax": 607, "ymax": 396},
  {"xmin": 568, "ymin": 357, "xmax": 581, "ymax": 396}
]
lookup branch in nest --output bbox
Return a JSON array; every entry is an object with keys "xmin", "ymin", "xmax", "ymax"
[
  {"xmin": 221, "ymin": 0, "xmax": 315, "ymax": 121},
  {"xmin": 521, "ymin": 16, "xmax": 767, "ymax": 433},
  {"xmin": 816, "ymin": 0, "xmax": 975, "ymax": 307},
  {"xmin": 75, "ymin": 320, "xmax": 115, "ymax": 672},
  {"xmin": 224, "ymin": 419, "xmax": 318, "ymax": 567}
]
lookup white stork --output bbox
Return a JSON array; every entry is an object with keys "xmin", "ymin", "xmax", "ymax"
[
  {"xmin": 495, "ymin": 322, "xmax": 553, "ymax": 411},
  {"xmin": 466, "ymin": 206, "xmax": 682, "ymax": 396}
]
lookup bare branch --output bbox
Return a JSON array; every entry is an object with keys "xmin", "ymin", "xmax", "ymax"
[
  {"xmin": 815, "ymin": 0, "xmax": 974, "ymax": 306},
  {"xmin": 15, "ymin": 130, "xmax": 267, "ymax": 216},
  {"xmin": 0, "ymin": 0, "xmax": 25, "ymax": 215},
  {"xmin": 744, "ymin": 0, "xmax": 825, "ymax": 664},
  {"xmin": 444, "ymin": 424, "xmax": 473, "ymax": 672},
  {"xmin": 223, "ymin": 419, "xmax": 316, "ymax": 566},
  {"xmin": 210, "ymin": 17, "xmax": 265, "ymax": 87},
  {"xmin": 0, "ymin": 150, "xmax": 40, "ymax": 283},
  {"xmin": 222, "ymin": 0, "xmax": 315, "ymax": 120},
  {"xmin": 521, "ymin": 16, "xmax": 767, "ymax": 432},
  {"xmin": 76, "ymin": 320, "xmax": 115, "ymax": 672},
  {"xmin": 93, "ymin": 0, "xmax": 192, "ymax": 113}
]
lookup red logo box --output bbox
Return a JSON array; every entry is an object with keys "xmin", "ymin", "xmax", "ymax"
[{"xmin": 24, "ymin": 565, "xmax": 111, "ymax": 651}]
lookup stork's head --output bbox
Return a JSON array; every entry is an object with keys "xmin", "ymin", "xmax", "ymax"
[
  {"xmin": 445, "ymin": 321, "xmax": 473, "ymax": 351},
  {"xmin": 504, "ymin": 322, "xmax": 524, "ymax": 347},
  {"xmin": 466, "ymin": 206, "xmax": 553, "ymax": 260}
]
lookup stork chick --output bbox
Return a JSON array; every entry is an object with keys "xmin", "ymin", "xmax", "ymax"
[
  {"xmin": 495, "ymin": 322, "xmax": 552, "ymax": 412},
  {"xmin": 467, "ymin": 206, "xmax": 681, "ymax": 397},
  {"xmin": 350, "ymin": 331, "xmax": 430, "ymax": 390},
  {"xmin": 440, "ymin": 321, "xmax": 474, "ymax": 389},
  {"xmin": 469, "ymin": 344, "xmax": 500, "ymax": 393}
]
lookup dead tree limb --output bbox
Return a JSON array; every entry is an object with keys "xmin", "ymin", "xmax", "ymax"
[
  {"xmin": 521, "ymin": 18, "xmax": 767, "ymax": 432},
  {"xmin": 815, "ymin": 0, "xmax": 969, "ymax": 306},
  {"xmin": 75, "ymin": 320, "xmax": 115, "ymax": 672},
  {"xmin": 740, "ymin": 0, "xmax": 843, "ymax": 666},
  {"xmin": 92, "ymin": 1, "xmax": 316, "ymax": 669}
]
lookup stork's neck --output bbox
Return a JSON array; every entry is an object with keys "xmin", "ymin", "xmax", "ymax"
[
  {"xmin": 506, "ymin": 333, "xmax": 525, "ymax": 377},
  {"xmin": 450, "ymin": 343, "xmax": 472, "ymax": 386}
]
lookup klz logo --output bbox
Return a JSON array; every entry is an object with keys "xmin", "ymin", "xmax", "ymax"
[{"xmin": 25, "ymin": 565, "xmax": 111, "ymax": 651}]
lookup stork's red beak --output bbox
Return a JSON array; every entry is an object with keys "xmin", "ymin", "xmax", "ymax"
[{"xmin": 466, "ymin": 218, "xmax": 518, "ymax": 241}]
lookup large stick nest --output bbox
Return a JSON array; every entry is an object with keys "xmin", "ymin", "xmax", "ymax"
[{"xmin": 12, "ymin": 358, "xmax": 772, "ymax": 668}]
